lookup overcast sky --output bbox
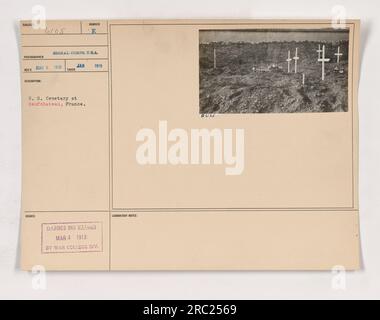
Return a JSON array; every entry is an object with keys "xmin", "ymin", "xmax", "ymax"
[{"xmin": 199, "ymin": 29, "xmax": 349, "ymax": 44}]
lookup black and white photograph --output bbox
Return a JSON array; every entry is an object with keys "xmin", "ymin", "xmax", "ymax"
[{"xmin": 199, "ymin": 29, "xmax": 350, "ymax": 114}]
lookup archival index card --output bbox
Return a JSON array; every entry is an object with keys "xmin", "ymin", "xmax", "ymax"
[{"xmin": 20, "ymin": 20, "xmax": 361, "ymax": 271}]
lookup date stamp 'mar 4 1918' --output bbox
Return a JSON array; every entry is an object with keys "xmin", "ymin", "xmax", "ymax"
[{"xmin": 41, "ymin": 222, "xmax": 103, "ymax": 254}]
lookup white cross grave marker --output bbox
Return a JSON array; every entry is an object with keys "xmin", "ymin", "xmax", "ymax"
[
  {"xmin": 286, "ymin": 50, "xmax": 292, "ymax": 73},
  {"xmin": 293, "ymin": 48, "xmax": 299, "ymax": 74},
  {"xmin": 213, "ymin": 47, "xmax": 216, "ymax": 69},
  {"xmin": 318, "ymin": 45, "xmax": 330, "ymax": 81},
  {"xmin": 302, "ymin": 73, "xmax": 305, "ymax": 86},
  {"xmin": 317, "ymin": 44, "xmax": 323, "ymax": 60},
  {"xmin": 335, "ymin": 46, "xmax": 343, "ymax": 64}
]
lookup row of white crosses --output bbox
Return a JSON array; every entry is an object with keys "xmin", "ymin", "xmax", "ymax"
[
  {"xmin": 213, "ymin": 44, "xmax": 343, "ymax": 80},
  {"xmin": 318, "ymin": 44, "xmax": 344, "ymax": 80},
  {"xmin": 285, "ymin": 45, "xmax": 344, "ymax": 84},
  {"xmin": 286, "ymin": 49, "xmax": 300, "ymax": 74},
  {"xmin": 286, "ymin": 48, "xmax": 305, "ymax": 86}
]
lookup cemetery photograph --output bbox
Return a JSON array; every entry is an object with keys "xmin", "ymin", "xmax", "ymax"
[{"xmin": 199, "ymin": 29, "xmax": 349, "ymax": 114}]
